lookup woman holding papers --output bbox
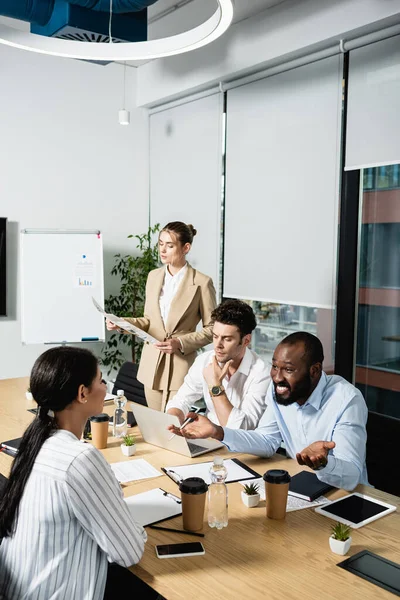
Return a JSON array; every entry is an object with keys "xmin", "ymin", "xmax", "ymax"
[
  {"xmin": 107, "ymin": 221, "xmax": 217, "ymax": 412},
  {"xmin": 0, "ymin": 347, "xmax": 147, "ymax": 600}
]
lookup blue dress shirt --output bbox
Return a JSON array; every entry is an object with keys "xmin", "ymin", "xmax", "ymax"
[{"xmin": 222, "ymin": 372, "xmax": 368, "ymax": 491}]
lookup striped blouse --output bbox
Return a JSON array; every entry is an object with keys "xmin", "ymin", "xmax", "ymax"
[{"xmin": 0, "ymin": 430, "xmax": 147, "ymax": 600}]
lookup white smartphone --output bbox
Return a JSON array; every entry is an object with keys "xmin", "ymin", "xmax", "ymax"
[{"xmin": 155, "ymin": 542, "xmax": 205, "ymax": 559}]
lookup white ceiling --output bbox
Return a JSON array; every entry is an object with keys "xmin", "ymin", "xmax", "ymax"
[
  {"xmin": 0, "ymin": 0, "xmax": 292, "ymax": 66},
  {"xmin": 148, "ymin": 0, "xmax": 290, "ymax": 26}
]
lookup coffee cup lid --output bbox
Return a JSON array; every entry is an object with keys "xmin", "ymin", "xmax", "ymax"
[
  {"xmin": 263, "ymin": 469, "xmax": 291, "ymax": 484},
  {"xmin": 179, "ymin": 477, "xmax": 208, "ymax": 495},
  {"xmin": 89, "ymin": 413, "xmax": 110, "ymax": 423}
]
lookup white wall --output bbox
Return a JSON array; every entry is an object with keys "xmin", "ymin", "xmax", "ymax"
[
  {"xmin": 0, "ymin": 46, "xmax": 149, "ymax": 379},
  {"xmin": 137, "ymin": 0, "xmax": 400, "ymax": 106}
]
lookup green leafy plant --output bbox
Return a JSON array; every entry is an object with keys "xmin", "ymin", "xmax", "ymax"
[
  {"xmin": 101, "ymin": 224, "xmax": 160, "ymax": 374},
  {"xmin": 122, "ymin": 434, "xmax": 136, "ymax": 447},
  {"xmin": 243, "ymin": 482, "xmax": 260, "ymax": 496},
  {"xmin": 330, "ymin": 522, "xmax": 351, "ymax": 541}
]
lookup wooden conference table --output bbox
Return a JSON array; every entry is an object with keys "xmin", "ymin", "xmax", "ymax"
[{"xmin": 1, "ymin": 377, "xmax": 400, "ymax": 600}]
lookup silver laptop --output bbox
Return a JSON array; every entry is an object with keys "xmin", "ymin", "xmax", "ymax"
[{"xmin": 130, "ymin": 402, "xmax": 223, "ymax": 458}]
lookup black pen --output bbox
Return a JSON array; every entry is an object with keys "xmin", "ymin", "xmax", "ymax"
[{"xmin": 149, "ymin": 525, "xmax": 205, "ymax": 537}]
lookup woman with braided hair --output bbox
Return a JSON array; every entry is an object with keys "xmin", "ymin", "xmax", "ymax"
[{"xmin": 0, "ymin": 346, "xmax": 147, "ymax": 600}]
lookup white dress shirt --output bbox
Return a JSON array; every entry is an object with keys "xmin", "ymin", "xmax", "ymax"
[
  {"xmin": 159, "ymin": 263, "xmax": 187, "ymax": 326},
  {"xmin": 167, "ymin": 348, "xmax": 270, "ymax": 430},
  {"xmin": 223, "ymin": 372, "xmax": 368, "ymax": 491},
  {"xmin": 0, "ymin": 430, "xmax": 147, "ymax": 600}
]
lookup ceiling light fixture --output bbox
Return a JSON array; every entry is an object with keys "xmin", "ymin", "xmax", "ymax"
[
  {"xmin": 0, "ymin": 0, "xmax": 234, "ymax": 62},
  {"xmin": 119, "ymin": 62, "xmax": 130, "ymax": 125}
]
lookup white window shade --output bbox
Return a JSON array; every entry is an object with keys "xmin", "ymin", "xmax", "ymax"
[
  {"xmin": 223, "ymin": 56, "xmax": 342, "ymax": 308},
  {"xmin": 149, "ymin": 93, "xmax": 223, "ymax": 291},
  {"xmin": 346, "ymin": 35, "xmax": 400, "ymax": 170}
]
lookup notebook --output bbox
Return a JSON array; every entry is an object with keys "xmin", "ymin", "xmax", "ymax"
[
  {"xmin": 288, "ymin": 471, "xmax": 334, "ymax": 501},
  {"xmin": 0, "ymin": 438, "xmax": 21, "ymax": 456}
]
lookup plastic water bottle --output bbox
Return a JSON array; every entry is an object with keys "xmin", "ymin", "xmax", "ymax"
[
  {"xmin": 113, "ymin": 390, "xmax": 127, "ymax": 438},
  {"xmin": 207, "ymin": 456, "xmax": 228, "ymax": 529}
]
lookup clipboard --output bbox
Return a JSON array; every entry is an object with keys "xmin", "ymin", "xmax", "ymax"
[
  {"xmin": 124, "ymin": 487, "xmax": 182, "ymax": 527},
  {"xmin": 162, "ymin": 458, "xmax": 261, "ymax": 486}
]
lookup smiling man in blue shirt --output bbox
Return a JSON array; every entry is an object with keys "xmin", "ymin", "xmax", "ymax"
[{"xmin": 168, "ymin": 332, "xmax": 368, "ymax": 491}]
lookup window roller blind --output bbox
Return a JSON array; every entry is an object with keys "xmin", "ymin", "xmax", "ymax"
[
  {"xmin": 346, "ymin": 35, "xmax": 400, "ymax": 171},
  {"xmin": 223, "ymin": 55, "xmax": 342, "ymax": 308}
]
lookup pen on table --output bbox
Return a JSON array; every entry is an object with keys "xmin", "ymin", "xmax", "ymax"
[
  {"xmin": 160, "ymin": 488, "xmax": 182, "ymax": 504},
  {"xmin": 168, "ymin": 407, "xmax": 202, "ymax": 440},
  {"xmin": 161, "ymin": 468, "xmax": 183, "ymax": 484},
  {"xmin": 149, "ymin": 525, "xmax": 205, "ymax": 538}
]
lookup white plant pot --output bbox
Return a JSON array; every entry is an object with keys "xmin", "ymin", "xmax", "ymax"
[
  {"xmin": 241, "ymin": 491, "xmax": 260, "ymax": 508},
  {"xmin": 121, "ymin": 444, "xmax": 136, "ymax": 457},
  {"xmin": 329, "ymin": 535, "xmax": 352, "ymax": 555}
]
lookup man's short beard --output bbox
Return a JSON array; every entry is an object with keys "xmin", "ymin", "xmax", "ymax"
[{"xmin": 274, "ymin": 373, "xmax": 313, "ymax": 406}]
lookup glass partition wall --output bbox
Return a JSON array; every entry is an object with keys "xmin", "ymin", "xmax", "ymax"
[{"xmin": 355, "ymin": 165, "xmax": 400, "ymax": 419}]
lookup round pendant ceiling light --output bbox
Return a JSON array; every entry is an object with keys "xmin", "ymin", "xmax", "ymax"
[{"xmin": 0, "ymin": 0, "xmax": 233, "ymax": 62}]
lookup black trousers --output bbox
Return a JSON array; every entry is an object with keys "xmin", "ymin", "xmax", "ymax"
[{"xmin": 104, "ymin": 563, "xmax": 165, "ymax": 600}]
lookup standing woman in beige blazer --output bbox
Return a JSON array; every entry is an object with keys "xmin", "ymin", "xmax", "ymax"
[{"xmin": 107, "ymin": 222, "xmax": 217, "ymax": 412}]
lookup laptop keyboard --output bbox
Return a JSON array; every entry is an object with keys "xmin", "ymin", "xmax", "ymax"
[{"xmin": 187, "ymin": 441, "xmax": 207, "ymax": 455}]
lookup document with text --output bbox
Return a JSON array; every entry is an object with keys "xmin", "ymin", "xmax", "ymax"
[{"xmin": 92, "ymin": 297, "xmax": 159, "ymax": 345}]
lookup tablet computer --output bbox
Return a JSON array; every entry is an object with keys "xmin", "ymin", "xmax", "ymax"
[
  {"xmin": 315, "ymin": 493, "xmax": 396, "ymax": 528},
  {"xmin": 337, "ymin": 550, "xmax": 400, "ymax": 596}
]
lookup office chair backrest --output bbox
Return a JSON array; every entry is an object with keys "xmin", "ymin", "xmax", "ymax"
[
  {"xmin": 112, "ymin": 362, "xmax": 147, "ymax": 407},
  {"xmin": 366, "ymin": 411, "xmax": 400, "ymax": 496},
  {"xmin": 0, "ymin": 473, "xmax": 8, "ymax": 500}
]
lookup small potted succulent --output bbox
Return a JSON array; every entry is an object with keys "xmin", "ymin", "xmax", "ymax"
[
  {"xmin": 241, "ymin": 482, "xmax": 260, "ymax": 508},
  {"xmin": 329, "ymin": 522, "xmax": 352, "ymax": 555},
  {"xmin": 121, "ymin": 434, "xmax": 136, "ymax": 457}
]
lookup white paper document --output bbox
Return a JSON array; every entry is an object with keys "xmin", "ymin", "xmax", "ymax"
[
  {"xmin": 124, "ymin": 487, "xmax": 182, "ymax": 527},
  {"xmin": 110, "ymin": 459, "xmax": 162, "ymax": 484},
  {"xmin": 92, "ymin": 297, "xmax": 159, "ymax": 345},
  {"xmin": 239, "ymin": 478, "xmax": 331, "ymax": 512},
  {"xmin": 164, "ymin": 458, "xmax": 259, "ymax": 486}
]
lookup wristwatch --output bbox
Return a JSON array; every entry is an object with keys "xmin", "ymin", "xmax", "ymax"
[{"xmin": 209, "ymin": 385, "xmax": 225, "ymax": 397}]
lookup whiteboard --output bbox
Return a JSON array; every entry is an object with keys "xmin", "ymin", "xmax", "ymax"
[{"xmin": 21, "ymin": 230, "xmax": 105, "ymax": 344}]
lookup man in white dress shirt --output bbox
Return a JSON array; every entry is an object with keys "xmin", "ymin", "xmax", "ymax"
[
  {"xmin": 168, "ymin": 332, "xmax": 368, "ymax": 491},
  {"xmin": 166, "ymin": 300, "xmax": 270, "ymax": 430}
]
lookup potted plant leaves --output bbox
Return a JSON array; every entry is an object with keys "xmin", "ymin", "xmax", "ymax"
[
  {"xmin": 329, "ymin": 522, "xmax": 352, "ymax": 555},
  {"xmin": 241, "ymin": 482, "xmax": 260, "ymax": 508},
  {"xmin": 121, "ymin": 434, "xmax": 136, "ymax": 457}
]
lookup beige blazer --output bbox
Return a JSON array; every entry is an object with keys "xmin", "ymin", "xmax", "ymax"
[{"xmin": 125, "ymin": 265, "xmax": 217, "ymax": 391}]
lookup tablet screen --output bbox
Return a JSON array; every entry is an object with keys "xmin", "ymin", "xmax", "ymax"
[
  {"xmin": 321, "ymin": 495, "xmax": 388, "ymax": 524},
  {"xmin": 338, "ymin": 551, "xmax": 400, "ymax": 595}
]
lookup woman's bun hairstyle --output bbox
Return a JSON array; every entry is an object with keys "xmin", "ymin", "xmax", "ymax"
[
  {"xmin": 161, "ymin": 221, "xmax": 197, "ymax": 245},
  {"xmin": 187, "ymin": 224, "xmax": 197, "ymax": 237}
]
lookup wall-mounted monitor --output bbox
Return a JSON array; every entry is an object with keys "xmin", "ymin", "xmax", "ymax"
[{"xmin": 0, "ymin": 218, "xmax": 6, "ymax": 316}]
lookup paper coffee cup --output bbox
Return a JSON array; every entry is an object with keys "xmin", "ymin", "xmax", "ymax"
[
  {"xmin": 179, "ymin": 477, "xmax": 208, "ymax": 531},
  {"xmin": 90, "ymin": 413, "xmax": 109, "ymax": 450},
  {"xmin": 263, "ymin": 469, "xmax": 291, "ymax": 520}
]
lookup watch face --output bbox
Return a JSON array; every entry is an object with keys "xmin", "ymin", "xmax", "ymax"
[{"xmin": 211, "ymin": 386, "xmax": 222, "ymax": 395}]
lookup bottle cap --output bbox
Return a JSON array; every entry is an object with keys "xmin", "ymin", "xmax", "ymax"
[
  {"xmin": 117, "ymin": 390, "xmax": 124, "ymax": 396},
  {"xmin": 213, "ymin": 456, "xmax": 224, "ymax": 466},
  {"xmin": 179, "ymin": 477, "xmax": 208, "ymax": 495},
  {"xmin": 89, "ymin": 413, "xmax": 110, "ymax": 423},
  {"xmin": 263, "ymin": 469, "xmax": 291, "ymax": 484}
]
